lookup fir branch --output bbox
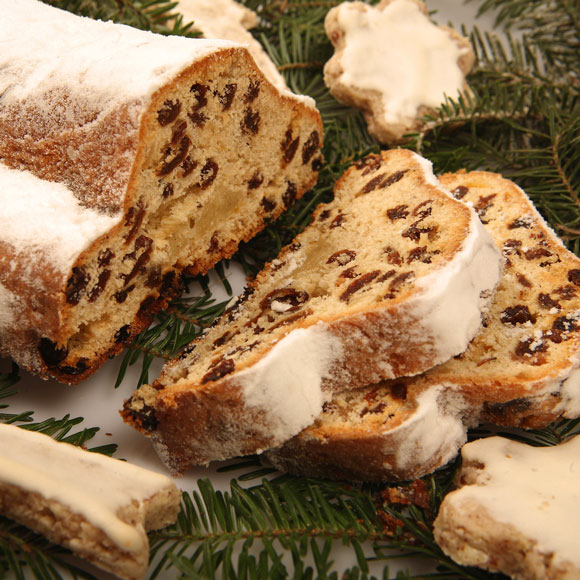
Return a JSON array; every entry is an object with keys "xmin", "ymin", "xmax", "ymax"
[{"xmin": 43, "ymin": 0, "xmax": 197, "ymax": 36}]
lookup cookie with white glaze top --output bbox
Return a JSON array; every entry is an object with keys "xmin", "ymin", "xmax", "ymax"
[
  {"xmin": 267, "ymin": 171, "xmax": 580, "ymax": 483},
  {"xmin": 324, "ymin": 0, "xmax": 474, "ymax": 143},
  {"xmin": 172, "ymin": 0, "xmax": 288, "ymax": 90},
  {"xmin": 121, "ymin": 149, "xmax": 502, "ymax": 474},
  {"xmin": 0, "ymin": 423, "xmax": 181, "ymax": 580},
  {"xmin": 0, "ymin": 0, "xmax": 322, "ymax": 384},
  {"xmin": 433, "ymin": 435, "xmax": 580, "ymax": 580}
]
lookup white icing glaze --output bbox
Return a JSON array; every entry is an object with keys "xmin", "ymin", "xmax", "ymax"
[
  {"xmin": 335, "ymin": 0, "xmax": 468, "ymax": 124},
  {"xmin": 0, "ymin": 423, "xmax": 177, "ymax": 553},
  {"xmin": 391, "ymin": 387, "xmax": 467, "ymax": 472},
  {"xmin": 455, "ymin": 435, "xmax": 580, "ymax": 570},
  {"xmin": 236, "ymin": 324, "xmax": 343, "ymax": 449},
  {"xmin": 0, "ymin": 164, "xmax": 119, "ymax": 275}
]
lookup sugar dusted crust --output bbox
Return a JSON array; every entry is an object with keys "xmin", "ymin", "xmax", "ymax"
[
  {"xmin": 122, "ymin": 149, "xmax": 502, "ymax": 474},
  {"xmin": 0, "ymin": 0, "xmax": 322, "ymax": 383},
  {"xmin": 267, "ymin": 171, "xmax": 580, "ymax": 483},
  {"xmin": 0, "ymin": 424, "xmax": 181, "ymax": 580},
  {"xmin": 324, "ymin": 0, "xmax": 474, "ymax": 144},
  {"xmin": 433, "ymin": 436, "xmax": 580, "ymax": 580}
]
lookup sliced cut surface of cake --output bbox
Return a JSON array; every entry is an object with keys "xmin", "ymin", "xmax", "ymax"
[
  {"xmin": 433, "ymin": 435, "xmax": 580, "ymax": 580},
  {"xmin": 0, "ymin": 423, "xmax": 181, "ymax": 580},
  {"xmin": 0, "ymin": 0, "xmax": 322, "ymax": 384},
  {"xmin": 121, "ymin": 149, "xmax": 502, "ymax": 474},
  {"xmin": 267, "ymin": 171, "xmax": 580, "ymax": 482}
]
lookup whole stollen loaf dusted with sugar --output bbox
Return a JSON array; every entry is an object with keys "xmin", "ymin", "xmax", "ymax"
[
  {"xmin": 0, "ymin": 0, "xmax": 322, "ymax": 384},
  {"xmin": 121, "ymin": 149, "xmax": 502, "ymax": 474},
  {"xmin": 267, "ymin": 171, "xmax": 580, "ymax": 483}
]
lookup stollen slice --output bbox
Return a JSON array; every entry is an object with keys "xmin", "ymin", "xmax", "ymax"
[
  {"xmin": 268, "ymin": 171, "xmax": 580, "ymax": 482},
  {"xmin": 122, "ymin": 150, "xmax": 501, "ymax": 474}
]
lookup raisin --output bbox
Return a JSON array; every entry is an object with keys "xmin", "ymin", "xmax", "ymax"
[
  {"xmin": 65, "ymin": 266, "xmax": 90, "ymax": 305},
  {"xmin": 538, "ymin": 293, "xmax": 560, "ymax": 310},
  {"xmin": 555, "ymin": 285, "xmax": 577, "ymax": 299},
  {"xmin": 385, "ymin": 271, "xmax": 415, "ymax": 298},
  {"xmin": 355, "ymin": 154, "xmax": 382, "ymax": 175},
  {"xmin": 146, "ymin": 265, "xmax": 162, "ymax": 288},
  {"xmin": 58, "ymin": 359, "xmax": 88, "ymax": 377},
  {"xmin": 515, "ymin": 337, "xmax": 548, "ymax": 357},
  {"xmin": 339, "ymin": 267, "xmax": 359, "ymax": 279},
  {"xmin": 386, "ymin": 205, "xmax": 409, "ymax": 221},
  {"xmin": 503, "ymin": 239, "xmax": 522, "ymax": 254},
  {"xmin": 500, "ymin": 305, "xmax": 536, "ymax": 325},
  {"xmin": 524, "ymin": 247, "xmax": 553, "ymax": 260},
  {"xmin": 171, "ymin": 121, "xmax": 187, "ymax": 146},
  {"xmin": 98, "ymin": 248, "xmax": 115, "ymax": 267},
  {"xmin": 474, "ymin": 194, "xmax": 496, "ymax": 221},
  {"xmin": 115, "ymin": 325, "xmax": 131, "ymax": 344},
  {"xmin": 124, "ymin": 202, "xmax": 146, "ymax": 244},
  {"xmin": 158, "ymin": 136, "xmax": 191, "ymax": 176},
  {"xmin": 181, "ymin": 156, "xmax": 198, "ymax": 177},
  {"xmin": 412, "ymin": 200, "xmax": 433, "ymax": 219},
  {"xmin": 302, "ymin": 131, "xmax": 320, "ymax": 165},
  {"xmin": 407, "ymin": 246, "xmax": 435, "ymax": 263},
  {"xmin": 318, "ymin": 209, "xmax": 331, "ymax": 221},
  {"xmin": 391, "ymin": 383, "xmax": 407, "ymax": 401},
  {"xmin": 188, "ymin": 111, "xmax": 207, "ymax": 127},
  {"xmin": 208, "ymin": 232, "xmax": 219, "ymax": 253},
  {"xmin": 200, "ymin": 159, "xmax": 218, "ymax": 189},
  {"xmin": 261, "ymin": 197, "xmax": 276, "ymax": 212},
  {"xmin": 248, "ymin": 170, "xmax": 264, "ymax": 190},
  {"xmin": 241, "ymin": 108, "xmax": 260, "ymax": 134},
  {"xmin": 260, "ymin": 288, "xmax": 309, "ymax": 311},
  {"xmin": 88, "ymin": 270, "xmax": 111, "ymax": 303},
  {"xmin": 202, "ymin": 359, "xmax": 235, "ymax": 383},
  {"xmin": 312, "ymin": 157, "xmax": 323, "ymax": 172},
  {"xmin": 382, "ymin": 170, "xmax": 408, "ymax": 188},
  {"xmin": 451, "ymin": 185, "xmax": 469, "ymax": 200},
  {"xmin": 121, "ymin": 236, "xmax": 154, "ymax": 287},
  {"xmin": 402, "ymin": 223, "xmax": 433, "ymax": 241},
  {"xmin": 330, "ymin": 213, "xmax": 345, "ymax": 229},
  {"xmin": 360, "ymin": 173, "xmax": 387, "ymax": 194},
  {"xmin": 568, "ymin": 270, "xmax": 580, "ymax": 286},
  {"xmin": 114, "ymin": 285, "xmax": 135, "ymax": 303},
  {"xmin": 214, "ymin": 332, "xmax": 231, "ymax": 347},
  {"xmin": 377, "ymin": 270, "xmax": 396, "ymax": 283},
  {"xmin": 516, "ymin": 273, "xmax": 532, "ymax": 288},
  {"xmin": 340, "ymin": 270, "xmax": 381, "ymax": 302},
  {"xmin": 384, "ymin": 246, "xmax": 402, "ymax": 266},
  {"xmin": 327, "ymin": 249, "xmax": 356, "ymax": 266},
  {"xmin": 552, "ymin": 315, "xmax": 580, "ymax": 334},
  {"xmin": 244, "ymin": 79, "xmax": 261, "ymax": 103},
  {"xmin": 289, "ymin": 242, "xmax": 301, "ymax": 252},
  {"xmin": 162, "ymin": 183, "xmax": 174, "ymax": 198},
  {"xmin": 281, "ymin": 128, "xmax": 300, "ymax": 163},
  {"xmin": 214, "ymin": 83, "xmax": 237, "ymax": 110},
  {"xmin": 190, "ymin": 83, "xmax": 209, "ymax": 110},
  {"xmin": 283, "ymin": 181, "xmax": 297, "ymax": 207},
  {"xmin": 125, "ymin": 401, "xmax": 158, "ymax": 432},
  {"xmin": 157, "ymin": 99, "xmax": 181, "ymax": 126},
  {"xmin": 509, "ymin": 217, "xmax": 532, "ymax": 229},
  {"xmin": 38, "ymin": 338, "xmax": 68, "ymax": 366}
]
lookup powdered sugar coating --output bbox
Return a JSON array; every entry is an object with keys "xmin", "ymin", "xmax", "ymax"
[
  {"xmin": 237, "ymin": 324, "xmax": 343, "ymax": 450},
  {"xmin": 0, "ymin": 164, "xmax": 118, "ymax": 276}
]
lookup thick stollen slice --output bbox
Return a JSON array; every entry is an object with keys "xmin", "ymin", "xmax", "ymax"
[
  {"xmin": 267, "ymin": 171, "xmax": 580, "ymax": 482},
  {"xmin": 433, "ymin": 435, "xmax": 580, "ymax": 580},
  {"xmin": 0, "ymin": 423, "xmax": 181, "ymax": 580},
  {"xmin": 0, "ymin": 0, "xmax": 322, "ymax": 383},
  {"xmin": 121, "ymin": 149, "xmax": 502, "ymax": 474}
]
